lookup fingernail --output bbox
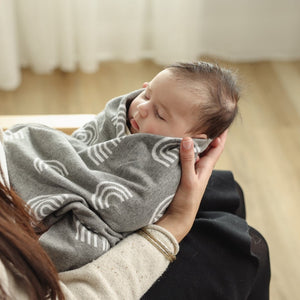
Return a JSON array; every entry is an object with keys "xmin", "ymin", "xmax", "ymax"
[{"xmin": 182, "ymin": 139, "xmax": 192, "ymax": 150}]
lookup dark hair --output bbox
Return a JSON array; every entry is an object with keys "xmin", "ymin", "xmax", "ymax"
[
  {"xmin": 0, "ymin": 178, "xmax": 65, "ymax": 300},
  {"xmin": 167, "ymin": 62, "xmax": 240, "ymax": 139}
]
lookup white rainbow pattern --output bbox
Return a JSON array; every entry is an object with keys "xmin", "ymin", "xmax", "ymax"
[
  {"xmin": 34, "ymin": 158, "xmax": 69, "ymax": 176},
  {"xmin": 111, "ymin": 104, "xmax": 127, "ymax": 137},
  {"xmin": 148, "ymin": 194, "xmax": 174, "ymax": 224},
  {"xmin": 152, "ymin": 138, "xmax": 180, "ymax": 167},
  {"xmin": 111, "ymin": 115, "xmax": 118, "ymax": 128},
  {"xmin": 91, "ymin": 181, "xmax": 133, "ymax": 210},
  {"xmin": 27, "ymin": 194, "xmax": 71, "ymax": 220},
  {"xmin": 87, "ymin": 138, "xmax": 123, "ymax": 165},
  {"xmin": 194, "ymin": 143, "xmax": 202, "ymax": 155},
  {"xmin": 72, "ymin": 119, "xmax": 99, "ymax": 145},
  {"xmin": 3, "ymin": 130, "xmax": 25, "ymax": 141},
  {"xmin": 75, "ymin": 219, "xmax": 109, "ymax": 250}
]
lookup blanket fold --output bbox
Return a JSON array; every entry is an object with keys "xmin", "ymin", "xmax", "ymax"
[{"xmin": 4, "ymin": 90, "xmax": 211, "ymax": 271}]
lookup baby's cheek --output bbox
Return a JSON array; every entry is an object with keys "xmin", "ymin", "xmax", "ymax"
[
  {"xmin": 128, "ymin": 102, "xmax": 136, "ymax": 119},
  {"xmin": 141, "ymin": 123, "xmax": 160, "ymax": 135}
]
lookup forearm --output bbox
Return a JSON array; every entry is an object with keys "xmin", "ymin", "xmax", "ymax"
[{"xmin": 59, "ymin": 225, "xmax": 178, "ymax": 300}]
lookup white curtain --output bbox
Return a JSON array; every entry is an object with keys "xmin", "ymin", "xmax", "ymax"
[{"xmin": 0, "ymin": 0, "xmax": 300, "ymax": 90}]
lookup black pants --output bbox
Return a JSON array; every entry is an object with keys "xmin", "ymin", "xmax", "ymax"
[{"xmin": 142, "ymin": 170, "xmax": 270, "ymax": 300}]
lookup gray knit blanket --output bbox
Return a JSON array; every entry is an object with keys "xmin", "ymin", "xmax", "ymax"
[{"xmin": 4, "ymin": 89, "xmax": 211, "ymax": 272}]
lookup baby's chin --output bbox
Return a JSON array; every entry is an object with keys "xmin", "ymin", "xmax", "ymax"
[{"xmin": 130, "ymin": 127, "xmax": 139, "ymax": 134}]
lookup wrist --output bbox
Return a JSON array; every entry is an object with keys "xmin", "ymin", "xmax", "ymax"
[{"xmin": 155, "ymin": 214, "xmax": 192, "ymax": 243}]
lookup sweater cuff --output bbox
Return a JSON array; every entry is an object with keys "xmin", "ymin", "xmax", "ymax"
[{"xmin": 142, "ymin": 224, "xmax": 179, "ymax": 256}]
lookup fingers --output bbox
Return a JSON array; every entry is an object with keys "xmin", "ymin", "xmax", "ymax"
[
  {"xmin": 208, "ymin": 130, "xmax": 227, "ymax": 159},
  {"xmin": 156, "ymin": 133, "xmax": 228, "ymax": 243},
  {"xmin": 195, "ymin": 130, "xmax": 228, "ymax": 177},
  {"xmin": 179, "ymin": 137, "xmax": 196, "ymax": 187},
  {"xmin": 179, "ymin": 132, "xmax": 228, "ymax": 189},
  {"xmin": 210, "ymin": 129, "xmax": 228, "ymax": 148}
]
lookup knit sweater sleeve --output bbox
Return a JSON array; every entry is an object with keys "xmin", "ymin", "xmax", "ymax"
[{"xmin": 59, "ymin": 225, "xmax": 179, "ymax": 300}]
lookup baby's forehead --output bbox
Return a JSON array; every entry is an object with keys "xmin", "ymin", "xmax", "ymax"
[
  {"xmin": 151, "ymin": 69, "xmax": 197, "ymax": 91},
  {"xmin": 150, "ymin": 69, "xmax": 206, "ymax": 104}
]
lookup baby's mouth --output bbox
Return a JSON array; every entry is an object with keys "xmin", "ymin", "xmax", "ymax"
[{"xmin": 130, "ymin": 117, "xmax": 139, "ymax": 132}]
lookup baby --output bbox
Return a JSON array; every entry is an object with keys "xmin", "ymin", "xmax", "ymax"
[
  {"xmin": 4, "ymin": 62, "xmax": 239, "ymax": 271},
  {"xmin": 127, "ymin": 62, "xmax": 239, "ymax": 139}
]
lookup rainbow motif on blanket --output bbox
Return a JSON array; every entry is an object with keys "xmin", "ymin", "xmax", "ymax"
[{"xmin": 4, "ymin": 89, "xmax": 211, "ymax": 272}]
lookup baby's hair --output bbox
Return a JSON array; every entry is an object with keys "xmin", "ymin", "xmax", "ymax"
[{"xmin": 166, "ymin": 61, "xmax": 240, "ymax": 139}]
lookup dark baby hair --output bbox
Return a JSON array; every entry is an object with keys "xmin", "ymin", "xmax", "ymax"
[{"xmin": 167, "ymin": 61, "xmax": 240, "ymax": 139}]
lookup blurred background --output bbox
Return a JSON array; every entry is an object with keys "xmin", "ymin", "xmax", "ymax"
[{"xmin": 0, "ymin": 1, "xmax": 299, "ymax": 299}]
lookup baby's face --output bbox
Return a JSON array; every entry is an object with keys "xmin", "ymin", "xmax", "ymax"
[{"xmin": 128, "ymin": 70, "xmax": 206, "ymax": 138}]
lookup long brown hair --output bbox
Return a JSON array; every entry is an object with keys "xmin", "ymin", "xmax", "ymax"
[{"xmin": 0, "ymin": 179, "xmax": 65, "ymax": 299}]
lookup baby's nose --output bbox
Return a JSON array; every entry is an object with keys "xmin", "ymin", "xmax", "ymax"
[{"xmin": 137, "ymin": 103, "xmax": 148, "ymax": 118}]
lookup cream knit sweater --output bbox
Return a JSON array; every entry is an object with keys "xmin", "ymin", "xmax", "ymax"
[{"xmin": 0, "ymin": 225, "xmax": 178, "ymax": 300}]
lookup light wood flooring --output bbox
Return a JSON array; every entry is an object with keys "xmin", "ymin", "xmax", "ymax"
[{"xmin": 1, "ymin": 59, "xmax": 300, "ymax": 299}]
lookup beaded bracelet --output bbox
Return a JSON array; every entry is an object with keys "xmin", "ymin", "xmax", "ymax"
[{"xmin": 138, "ymin": 227, "xmax": 176, "ymax": 262}]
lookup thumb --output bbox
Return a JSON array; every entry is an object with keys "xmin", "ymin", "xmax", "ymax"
[{"xmin": 180, "ymin": 137, "xmax": 196, "ymax": 184}]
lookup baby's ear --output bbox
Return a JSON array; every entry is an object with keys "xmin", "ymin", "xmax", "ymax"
[
  {"xmin": 194, "ymin": 133, "xmax": 208, "ymax": 139},
  {"xmin": 142, "ymin": 82, "xmax": 149, "ymax": 88}
]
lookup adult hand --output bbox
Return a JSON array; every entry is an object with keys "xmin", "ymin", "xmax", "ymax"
[{"xmin": 155, "ymin": 130, "xmax": 228, "ymax": 242}]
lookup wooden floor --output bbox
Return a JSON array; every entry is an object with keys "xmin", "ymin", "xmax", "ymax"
[{"xmin": 1, "ymin": 59, "xmax": 300, "ymax": 299}]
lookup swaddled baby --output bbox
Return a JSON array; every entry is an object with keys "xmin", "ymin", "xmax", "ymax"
[{"xmin": 3, "ymin": 62, "xmax": 239, "ymax": 271}]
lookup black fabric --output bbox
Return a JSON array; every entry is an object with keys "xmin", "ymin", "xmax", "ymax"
[
  {"xmin": 142, "ymin": 170, "xmax": 270, "ymax": 300},
  {"xmin": 247, "ymin": 227, "xmax": 271, "ymax": 300},
  {"xmin": 200, "ymin": 170, "xmax": 246, "ymax": 218}
]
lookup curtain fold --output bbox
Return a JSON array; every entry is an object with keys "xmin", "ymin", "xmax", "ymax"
[
  {"xmin": 0, "ymin": 0, "xmax": 20, "ymax": 90},
  {"xmin": 0, "ymin": 0, "xmax": 300, "ymax": 90},
  {"xmin": 150, "ymin": 0, "xmax": 202, "ymax": 64}
]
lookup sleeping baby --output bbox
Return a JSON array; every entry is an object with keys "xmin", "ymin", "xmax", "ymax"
[{"xmin": 3, "ymin": 61, "xmax": 239, "ymax": 271}]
